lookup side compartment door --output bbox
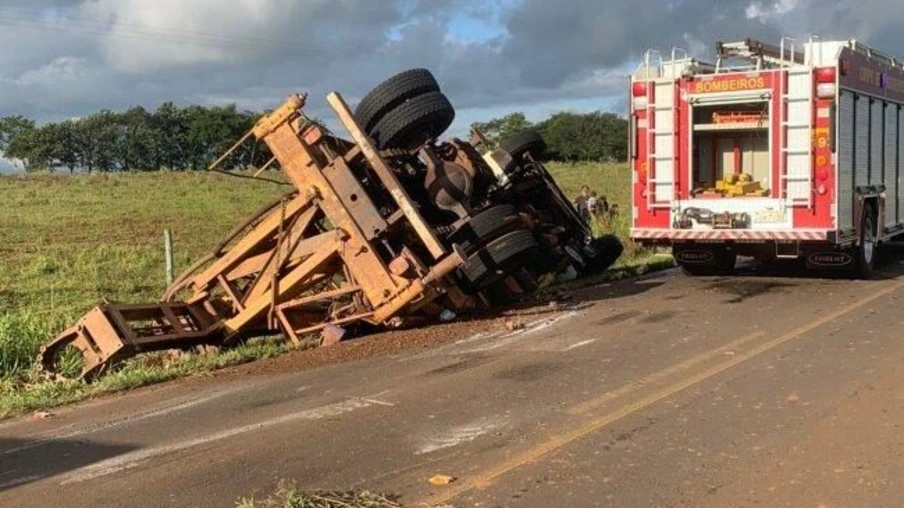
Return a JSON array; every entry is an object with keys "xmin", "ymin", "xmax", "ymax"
[
  {"xmin": 885, "ymin": 102, "xmax": 899, "ymax": 229},
  {"xmin": 837, "ymin": 90, "xmax": 855, "ymax": 231}
]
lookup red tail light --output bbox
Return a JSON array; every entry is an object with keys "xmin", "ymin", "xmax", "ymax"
[
  {"xmin": 632, "ymin": 82, "xmax": 648, "ymax": 97},
  {"xmin": 816, "ymin": 67, "xmax": 838, "ymax": 99},
  {"xmin": 816, "ymin": 67, "xmax": 837, "ymax": 84}
]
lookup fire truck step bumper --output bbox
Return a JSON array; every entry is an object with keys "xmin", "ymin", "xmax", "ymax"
[{"xmin": 631, "ymin": 229, "xmax": 830, "ymax": 242}]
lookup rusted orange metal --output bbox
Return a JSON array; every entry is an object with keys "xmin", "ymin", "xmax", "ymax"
[
  {"xmin": 38, "ymin": 71, "xmax": 623, "ymax": 379},
  {"xmin": 39, "ymin": 92, "xmax": 470, "ymax": 379}
]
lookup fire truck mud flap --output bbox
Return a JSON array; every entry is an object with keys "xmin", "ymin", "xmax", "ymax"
[
  {"xmin": 804, "ymin": 250, "xmax": 856, "ymax": 271},
  {"xmin": 673, "ymin": 243, "xmax": 737, "ymax": 276}
]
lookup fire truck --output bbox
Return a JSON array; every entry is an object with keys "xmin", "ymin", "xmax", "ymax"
[{"xmin": 630, "ymin": 37, "xmax": 904, "ymax": 278}]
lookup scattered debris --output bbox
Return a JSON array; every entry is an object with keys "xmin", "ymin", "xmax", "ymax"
[
  {"xmin": 320, "ymin": 325, "xmax": 347, "ymax": 347},
  {"xmin": 386, "ymin": 317, "xmax": 405, "ymax": 329},
  {"xmin": 31, "ymin": 411, "xmax": 53, "ymax": 420},
  {"xmin": 504, "ymin": 319, "xmax": 524, "ymax": 332},
  {"xmin": 236, "ymin": 482, "xmax": 403, "ymax": 508},
  {"xmin": 428, "ymin": 475, "xmax": 456, "ymax": 486},
  {"xmin": 439, "ymin": 309, "xmax": 457, "ymax": 322},
  {"xmin": 555, "ymin": 265, "xmax": 579, "ymax": 283},
  {"xmin": 537, "ymin": 273, "xmax": 557, "ymax": 289}
]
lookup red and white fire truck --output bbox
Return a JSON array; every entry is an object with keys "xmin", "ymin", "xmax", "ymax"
[{"xmin": 630, "ymin": 37, "xmax": 904, "ymax": 277}]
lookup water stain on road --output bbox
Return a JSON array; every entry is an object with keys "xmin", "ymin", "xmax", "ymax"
[
  {"xmin": 708, "ymin": 280, "xmax": 793, "ymax": 304},
  {"xmin": 496, "ymin": 361, "xmax": 560, "ymax": 382},
  {"xmin": 595, "ymin": 311, "xmax": 643, "ymax": 326},
  {"xmin": 427, "ymin": 355, "xmax": 495, "ymax": 377},
  {"xmin": 642, "ymin": 311, "xmax": 677, "ymax": 324}
]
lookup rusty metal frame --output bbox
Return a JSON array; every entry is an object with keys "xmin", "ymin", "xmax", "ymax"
[{"xmin": 40, "ymin": 93, "xmax": 469, "ymax": 380}]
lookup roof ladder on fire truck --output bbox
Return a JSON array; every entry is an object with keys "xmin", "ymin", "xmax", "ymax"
[
  {"xmin": 779, "ymin": 56, "xmax": 815, "ymax": 209},
  {"xmin": 717, "ymin": 38, "xmax": 805, "ymax": 70},
  {"xmin": 641, "ymin": 52, "xmax": 678, "ymax": 211}
]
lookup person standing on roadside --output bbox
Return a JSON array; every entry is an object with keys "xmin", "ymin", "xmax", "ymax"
[
  {"xmin": 598, "ymin": 195, "xmax": 610, "ymax": 216},
  {"xmin": 587, "ymin": 191, "xmax": 600, "ymax": 219},
  {"xmin": 574, "ymin": 185, "xmax": 592, "ymax": 221}
]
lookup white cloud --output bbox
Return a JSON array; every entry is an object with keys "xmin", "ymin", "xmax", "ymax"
[
  {"xmin": 80, "ymin": 0, "xmax": 322, "ymax": 72},
  {"xmin": 746, "ymin": 0, "xmax": 798, "ymax": 22},
  {"xmin": 15, "ymin": 56, "xmax": 88, "ymax": 87},
  {"xmin": 1, "ymin": 0, "xmax": 904, "ymax": 129}
]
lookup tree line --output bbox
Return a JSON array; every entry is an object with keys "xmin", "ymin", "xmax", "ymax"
[
  {"xmin": 0, "ymin": 104, "xmax": 273, "ymax": 173},
  {"xmin": 0, "ymin": 103, "xmax": 629, "ymax": 173},
  {"xmin": 472, "ymin": 111, "xmax": 628, "ymax": 162}
]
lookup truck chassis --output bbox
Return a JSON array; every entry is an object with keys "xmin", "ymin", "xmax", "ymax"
[{"xmin": 39, "ymin": 70, "xmax": 622, "ymax": 379}]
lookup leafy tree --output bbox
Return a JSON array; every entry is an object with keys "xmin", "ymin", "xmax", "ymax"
[
  {"xmin": 471, "ymin": 112, "xmax": 534, "ymax": 147},
  {"xmin": 472, "ymin": 110, "xmax": 628, "ymax": 162},
  {"xmin": 0, "ymin": 116, "xmax": 36, "ymax": 170},
  {"xmin": 55, "ymin": 121, "xmax": 81, "ymax": 173},
  {"xmin": 151, "ymin": 102, "xmax": 190, "ymax": 171},
  {"xmin": 71, "ymin": 111, "xmax": 119, "ymax": 173},
  {"xmin": 117, "ymin": 107, "xmax": 157, "ymax": 171},
  {"xmin": 536, "ymin": 111, "xmax": 628, "ymax": 162},
  {"xmin": 0, "ymin": 103, "xmax": 626, "ymax": 173}
]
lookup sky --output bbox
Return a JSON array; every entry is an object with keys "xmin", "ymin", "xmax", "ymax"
[{"xmin": 1, "ymin": 0, "xmax": 903, "ymax": 148}]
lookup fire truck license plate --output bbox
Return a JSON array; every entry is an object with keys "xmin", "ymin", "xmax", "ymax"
[{"xmin": 754, "ymin": 210, "xmax": 786, "ymax": 223}]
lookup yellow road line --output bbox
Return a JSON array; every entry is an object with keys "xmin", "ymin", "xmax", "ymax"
[
  {"xmin": 420, "ymin": 278, "xmax": 904, "ymax": 505},
  {"xmin": 569, "ymin": 330, "xmax": 767, "ymax": 416}
]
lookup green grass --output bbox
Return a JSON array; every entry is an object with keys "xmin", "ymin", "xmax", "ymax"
[
  {"xmin": 0, "ymin": 171, "xmax": 284, "ymax": 417},
  {"xmin": 236, "ymin": 482, "xmax": 407, "ymax": 508},
  {"xmin": 0, "ymin": 163, "xmax": 666, "ymax": 418}
]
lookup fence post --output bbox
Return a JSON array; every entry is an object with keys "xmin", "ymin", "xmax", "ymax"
[{"xmin": 164, "ymin": 229, "xmax": 175, "ymax": 286}]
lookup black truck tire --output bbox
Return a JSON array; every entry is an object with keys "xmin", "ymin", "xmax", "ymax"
[
  {"xmin": 459, "ymin": 230, "xmax": 539, "ymax": 288},
  {"xmin": 853, "ymin": 203, "xmax": 878, "ymax": 279},
  {"xmin": 448, "ymin": 205, "xmax": 524, "ymax": 253},
  {"xmin": 581, "ymin": 235, "xmax": 625, "ymax": 275},
  {"xmin": 500, "ymin": 130, "xmax": 547, "ymax": 161},
  {"xmin": 369, "ymin": 91, "xmax": 455, "ymax": 150},
  {"xmin": 355, "ymin": 69, "xmax": 440, "ymax": 133}
]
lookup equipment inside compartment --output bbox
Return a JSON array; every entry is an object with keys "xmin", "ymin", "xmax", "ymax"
[{"xmin": 691, "ymin": 103, "xmax": 771, "ymax": 198}]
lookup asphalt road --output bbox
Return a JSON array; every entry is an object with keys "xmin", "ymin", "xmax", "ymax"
[{"xmin": 3, "ymin": 262, "xmax": 904, "ymax": 508}]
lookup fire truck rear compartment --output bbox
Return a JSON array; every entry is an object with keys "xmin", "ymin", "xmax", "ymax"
[{"xmin": 692, "ymin": 103, "xmax": 772, "ymax": 197}]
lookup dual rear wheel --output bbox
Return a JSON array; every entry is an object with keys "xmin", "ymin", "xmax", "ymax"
[{"xmin": 354, "ymin": 69, "xmax": 455, "ymax": 151}]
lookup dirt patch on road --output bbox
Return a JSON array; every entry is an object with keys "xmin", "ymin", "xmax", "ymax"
[
  {"xmin": 214, "ymin": 302, "xmax": 577, "ymax": 381},
  {"xmin": 187, "ymin": 271, "xmax": 673, "ymax": 383}
]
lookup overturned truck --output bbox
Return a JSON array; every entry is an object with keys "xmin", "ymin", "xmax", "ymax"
[{"xmin": 39, "ymin": 70, "xmax": 623, "ymax": 379}]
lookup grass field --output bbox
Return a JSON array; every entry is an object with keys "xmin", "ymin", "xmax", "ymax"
[{"xmin": 0, "ymin": 163, "xmax": 668, "ymax": 417}]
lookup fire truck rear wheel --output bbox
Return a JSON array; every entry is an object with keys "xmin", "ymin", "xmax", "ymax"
[
  {"xmin": 355, "ymin": 69, "xmax": 440, "ymax": 133},
  {"xmin": 853, "ymin": 203, "xmax": 878, "ymax": 279},
  {"xmin": 369, "ymin": 91, "xmax": 455, "ymax": 150}
]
